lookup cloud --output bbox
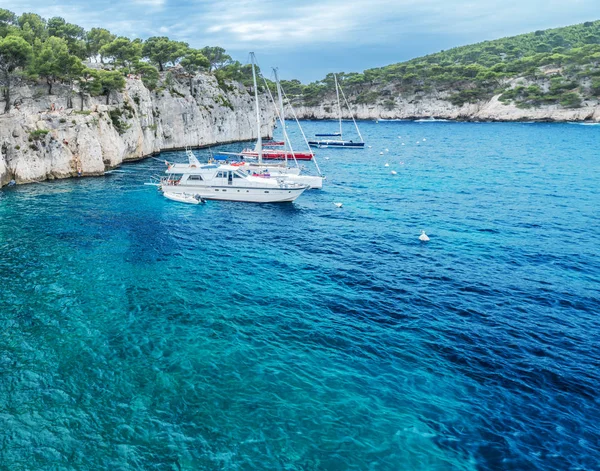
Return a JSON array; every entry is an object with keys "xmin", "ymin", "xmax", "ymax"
[
  {"xmin": 0, "ymin": 0, "xmax": 598, "ymax": 81},
  {"xmin": 131, "ymin": 0, "xmax": 166, "ymax": 7}
]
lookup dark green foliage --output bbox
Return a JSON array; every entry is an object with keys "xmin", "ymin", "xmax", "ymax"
[
  {"xmin": 559, "ymin": 91, "xmax": 582, "ymax": 107},
  {"xmin": 354, "ymin": 90, "xmax": 380, "ymax": 104},
  {"xmin": 29, "ymin": 129, "xmax": 49, "ymax": 140},
  {"xmin": 216, "ymin": 94, "xmax": 233, "ymax": 110},
  {"xmin": 46, "ymin": 17, "xmax": 86, "ymax": 58},
  {"xmin": 0, "ymin": 34, "xmax": 33, "ymax": 112},
  {"xmin": 108, "ymin": 108, "xmax": 130, "ymax": 134},
  {"xmin": 289, "ymin": 20, "xmax": 600, "ymax": 106},
  {"xmin": 86, "ymin": 28, "xmax": 115, "ymax": 62},
  {"xmin": 143, "ymin": 36, "xmax": 188, "ymax": 71},
  {"xmin": 214, "ymin": 61, "xmax": 257, "ymax": 89},
  {"xmin": 97, "ymin": 69, "xmax": 126, "ymax": 104},
  {"xmin": 100, "ymin": 37, "xmax": 142, "ymax": 69},
  {"xmin": 200, "ymin": 46, "xmax": 231, "ymax": 71}
]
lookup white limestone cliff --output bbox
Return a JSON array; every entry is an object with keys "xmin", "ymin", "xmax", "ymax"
[
  {"xmin": 0, "ymin": 72, "xmax": 275, "ymax": 187},
  {"xmin": 293, "ymin": 94, "xmax": 600, "ymax": 122}
]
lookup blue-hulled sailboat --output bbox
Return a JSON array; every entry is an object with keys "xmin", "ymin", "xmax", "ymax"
[{"xmin": 309, "ymin": 74, "xmax": 364, "ymax": 149}]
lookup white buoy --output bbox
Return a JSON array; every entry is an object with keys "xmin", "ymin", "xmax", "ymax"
[
  {"xmin": 423, "ymin": 138, "xmax": 427, "ymax": 141},
  {"xmin": 379, "ymin": 152, "xmax": 384, "ymax": 155},
  {"xmin": 325, "ymin": 157, "xmax": 329, "ymax": 160},
  {"xmin": 368, "ymin": 145, "xmax": 372, "ymax": 148},
  {"xmin": 385, "ymin": 148, "xmax": 389, "ymax": 152},
  {"xmin": 417, "ymin": 141, "xmax": 420, "ymax": 144},
  {"xmin": 419, "ymin": 230, "xmax": 430, "ymax": 242},
  {"xmin": 391, "ymin": 170, "xmax": 397, "ymax": 175},
  {"xmin": 334, "ymin": 202, "xmax": 343, "ymax": 208},
  {"xmin": 402, "ymin": 143, "xmax": 405, "ymax": 146},
  {"xmin": 384, "ymin": 162, "xmax": 389, "ymax": 167}
]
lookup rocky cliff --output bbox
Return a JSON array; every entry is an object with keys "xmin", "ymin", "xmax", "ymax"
[
  {"xmin": 0, "ymin": 73, "xmax": 275, "ymax": 187},
  {"xmin": 294, "ymin": 95, "xmax": 600, "ymax": 122},
  {"xmin": 293, "ymin": 77, "xmax": 600, "ymax": 122}
]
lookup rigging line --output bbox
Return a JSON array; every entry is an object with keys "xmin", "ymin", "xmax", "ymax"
[
  {"xmin": 261, "ymin": 75, "xmax": 300, "ymax": 169},
  {"xmin": 280, "ymin": 87, "xmax": 322, "ymax": 177},
  {"xmin": 337, "ymin": 78, "xmax": 364, "ymax": 143}
]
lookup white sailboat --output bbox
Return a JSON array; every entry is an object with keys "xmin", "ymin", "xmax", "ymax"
[
  {"xmin": 222, "ymin": 55, "xmax": 324, "ymax": 189},
  {"xmin": 309, "ymin": 74, "xmax": 364, "ymax": 148}
]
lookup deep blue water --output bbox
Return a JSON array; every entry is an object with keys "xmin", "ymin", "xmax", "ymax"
[{"xmin": 1, "ymin": 120, "xmax": 599, "ymax": 470}]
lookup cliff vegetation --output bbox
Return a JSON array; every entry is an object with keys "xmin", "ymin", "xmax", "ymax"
[{"xmin": 282, "ymin": 20, "xmax": 600, "ymax": 110}]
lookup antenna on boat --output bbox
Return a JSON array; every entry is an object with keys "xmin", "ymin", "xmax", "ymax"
[{"xmin": 250, "ymin": 52, "xmax": 263, "ymax": 164}]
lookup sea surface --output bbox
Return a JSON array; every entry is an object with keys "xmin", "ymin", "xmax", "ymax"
[{"xmin": 1, "ymin": 121, "xmax": 599, "ymax": 470}]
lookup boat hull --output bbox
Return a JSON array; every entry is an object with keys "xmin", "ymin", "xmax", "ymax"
[
  {"xmin": 308, "ymin": 140, "xmax": 365, "ymax": 148},
  {"xmin": 161, "ymin": 184, "xmax": 306, "ymax": 203},
  {"xmin": 242, "ymin": 150, "xmax": 314, "ymax": 161},
  {"xmin": 163, "ymin": 192, "xmax": 202, "ymax": 204}
]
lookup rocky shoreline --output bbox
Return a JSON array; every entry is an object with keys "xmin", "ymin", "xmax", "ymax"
[
  {"xmin": 293, "ymin": 93, "xmax": 600, "ymax": 123},
  {"xmin": 2, "ymin": 74, "xmax": 599, "ymax": 189},
  {"xmin": 0, "ymin": 73, "xmax": 275, "ymax": 188}
]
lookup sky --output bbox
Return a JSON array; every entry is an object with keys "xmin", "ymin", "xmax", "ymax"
[{"xmin": 3, "ymin": 0, "xmax": 599, "ymax": 82}]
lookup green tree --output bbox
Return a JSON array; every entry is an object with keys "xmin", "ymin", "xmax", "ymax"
[
  {"xmin": 100, "ymin": 37, "xmax": 142, "ymax": 69},
  {"xmin": 86, "ymin": 28, "xmax": 115, "ymax": 62},
  {"xmin": 143, "ymin": 36, "xmax": 188, "ymax": 71},
  {"xmin": 46, "ymin": 16, "xmax": 86, "ymax": 58},
  {"xmin": 31, "ymin": 36, "xmax": 74, "ymax": 94},
  {"xmin": 0, "ymin": 35, "xmax": 32, "ymax": 112},
  {"xmin": 17, "ymin": 13, "xmax": 47, "ymax": 44},
  {"xmin": 559, "ymin": 91, "xmax": 581, "ymax": 107},
  {"xmin": 64, "ymin": 54, "xmax": 85, "ymax": 108},
  {"xmin": 97, "ymin": 69, "xmax": 125, "ymax": 104},
  {"xmin": 77, "ymin": 68, "xmax": 101, "ymax": 110},
  {"xmin": 0, "ymin": 9, "xmax": 17, "ymax": 38},
  {"xmin": 200, "ymin": 46, "xmax": 231, "ymax": 71},
  {"xmin": 134, "ymin": 62, "xmax": 159, "ymax": 90},
  {"xmin": 180, "ymin": 49, "xmax": 209, "ymax": 93}
]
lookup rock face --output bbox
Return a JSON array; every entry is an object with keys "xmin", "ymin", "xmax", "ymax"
[
  {"xmin": 0, "ymin": 73, "xmax": 275, "ymax": 187},
  {"xmin": 294, "ymin": 95, "xmax": 600, "ymax": 122},
  {"xmin": 293, "ymin": 81, "xmax": 600, "ymax": 122}
]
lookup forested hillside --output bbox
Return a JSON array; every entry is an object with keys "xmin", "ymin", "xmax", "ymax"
[{"xmin": 285, "ymin": 20, "xmax": 600, "ymax": 109}]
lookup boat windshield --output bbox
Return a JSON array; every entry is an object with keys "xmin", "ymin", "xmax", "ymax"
[
  {"xmin": 234, "ymin": 171, "xmax": 247, "ymax": 179},
  {"xmin": 167, "ymin": 173, "xmax": 183, "ymax": 182}
]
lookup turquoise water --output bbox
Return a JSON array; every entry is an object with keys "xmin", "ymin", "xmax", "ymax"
[{"xmin": 1, "ymin": 121, "xmax": 599, "ymax": 470}]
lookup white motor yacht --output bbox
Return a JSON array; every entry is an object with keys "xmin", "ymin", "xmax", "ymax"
[{"xmin": 160, "ymin": 156, "xmax": 308, "ymax": 203}]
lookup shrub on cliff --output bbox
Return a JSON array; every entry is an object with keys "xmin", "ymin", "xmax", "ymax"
[{"xmin": 559, "ymin": 92, "xmax": 582, "ymax": 108}]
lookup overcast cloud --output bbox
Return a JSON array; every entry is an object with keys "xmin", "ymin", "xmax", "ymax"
[{"xmin": 2, "ymin": 0, "xmax": 598, "ymax": 81}]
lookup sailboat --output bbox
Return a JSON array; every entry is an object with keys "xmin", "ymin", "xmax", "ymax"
[
  {"xmin": 241, "ymin": 62, "xmax": 313, "ymax": 161},
  {"xmin": 308, "ymin": 74, "xmax": 364, "ymax": 148},
  {"xmin": 228, "ymin": 56, "xmax": 324, "ymax": 189}
]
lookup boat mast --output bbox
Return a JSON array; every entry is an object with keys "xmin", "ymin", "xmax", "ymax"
[
  {"xmin": 338, "ymin": 80, "xmax": 364, "ymax": 143},
  {"xmin": 334, "ymin": 73, "xmax": 342, "ymax": 138},
  {"xmin": 250, "ymin": 52, "xmax": 262, "ymax": 164},
  {"xmin": 273, "ymin": 68, "xmax": 288, "ymax": 166}
]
